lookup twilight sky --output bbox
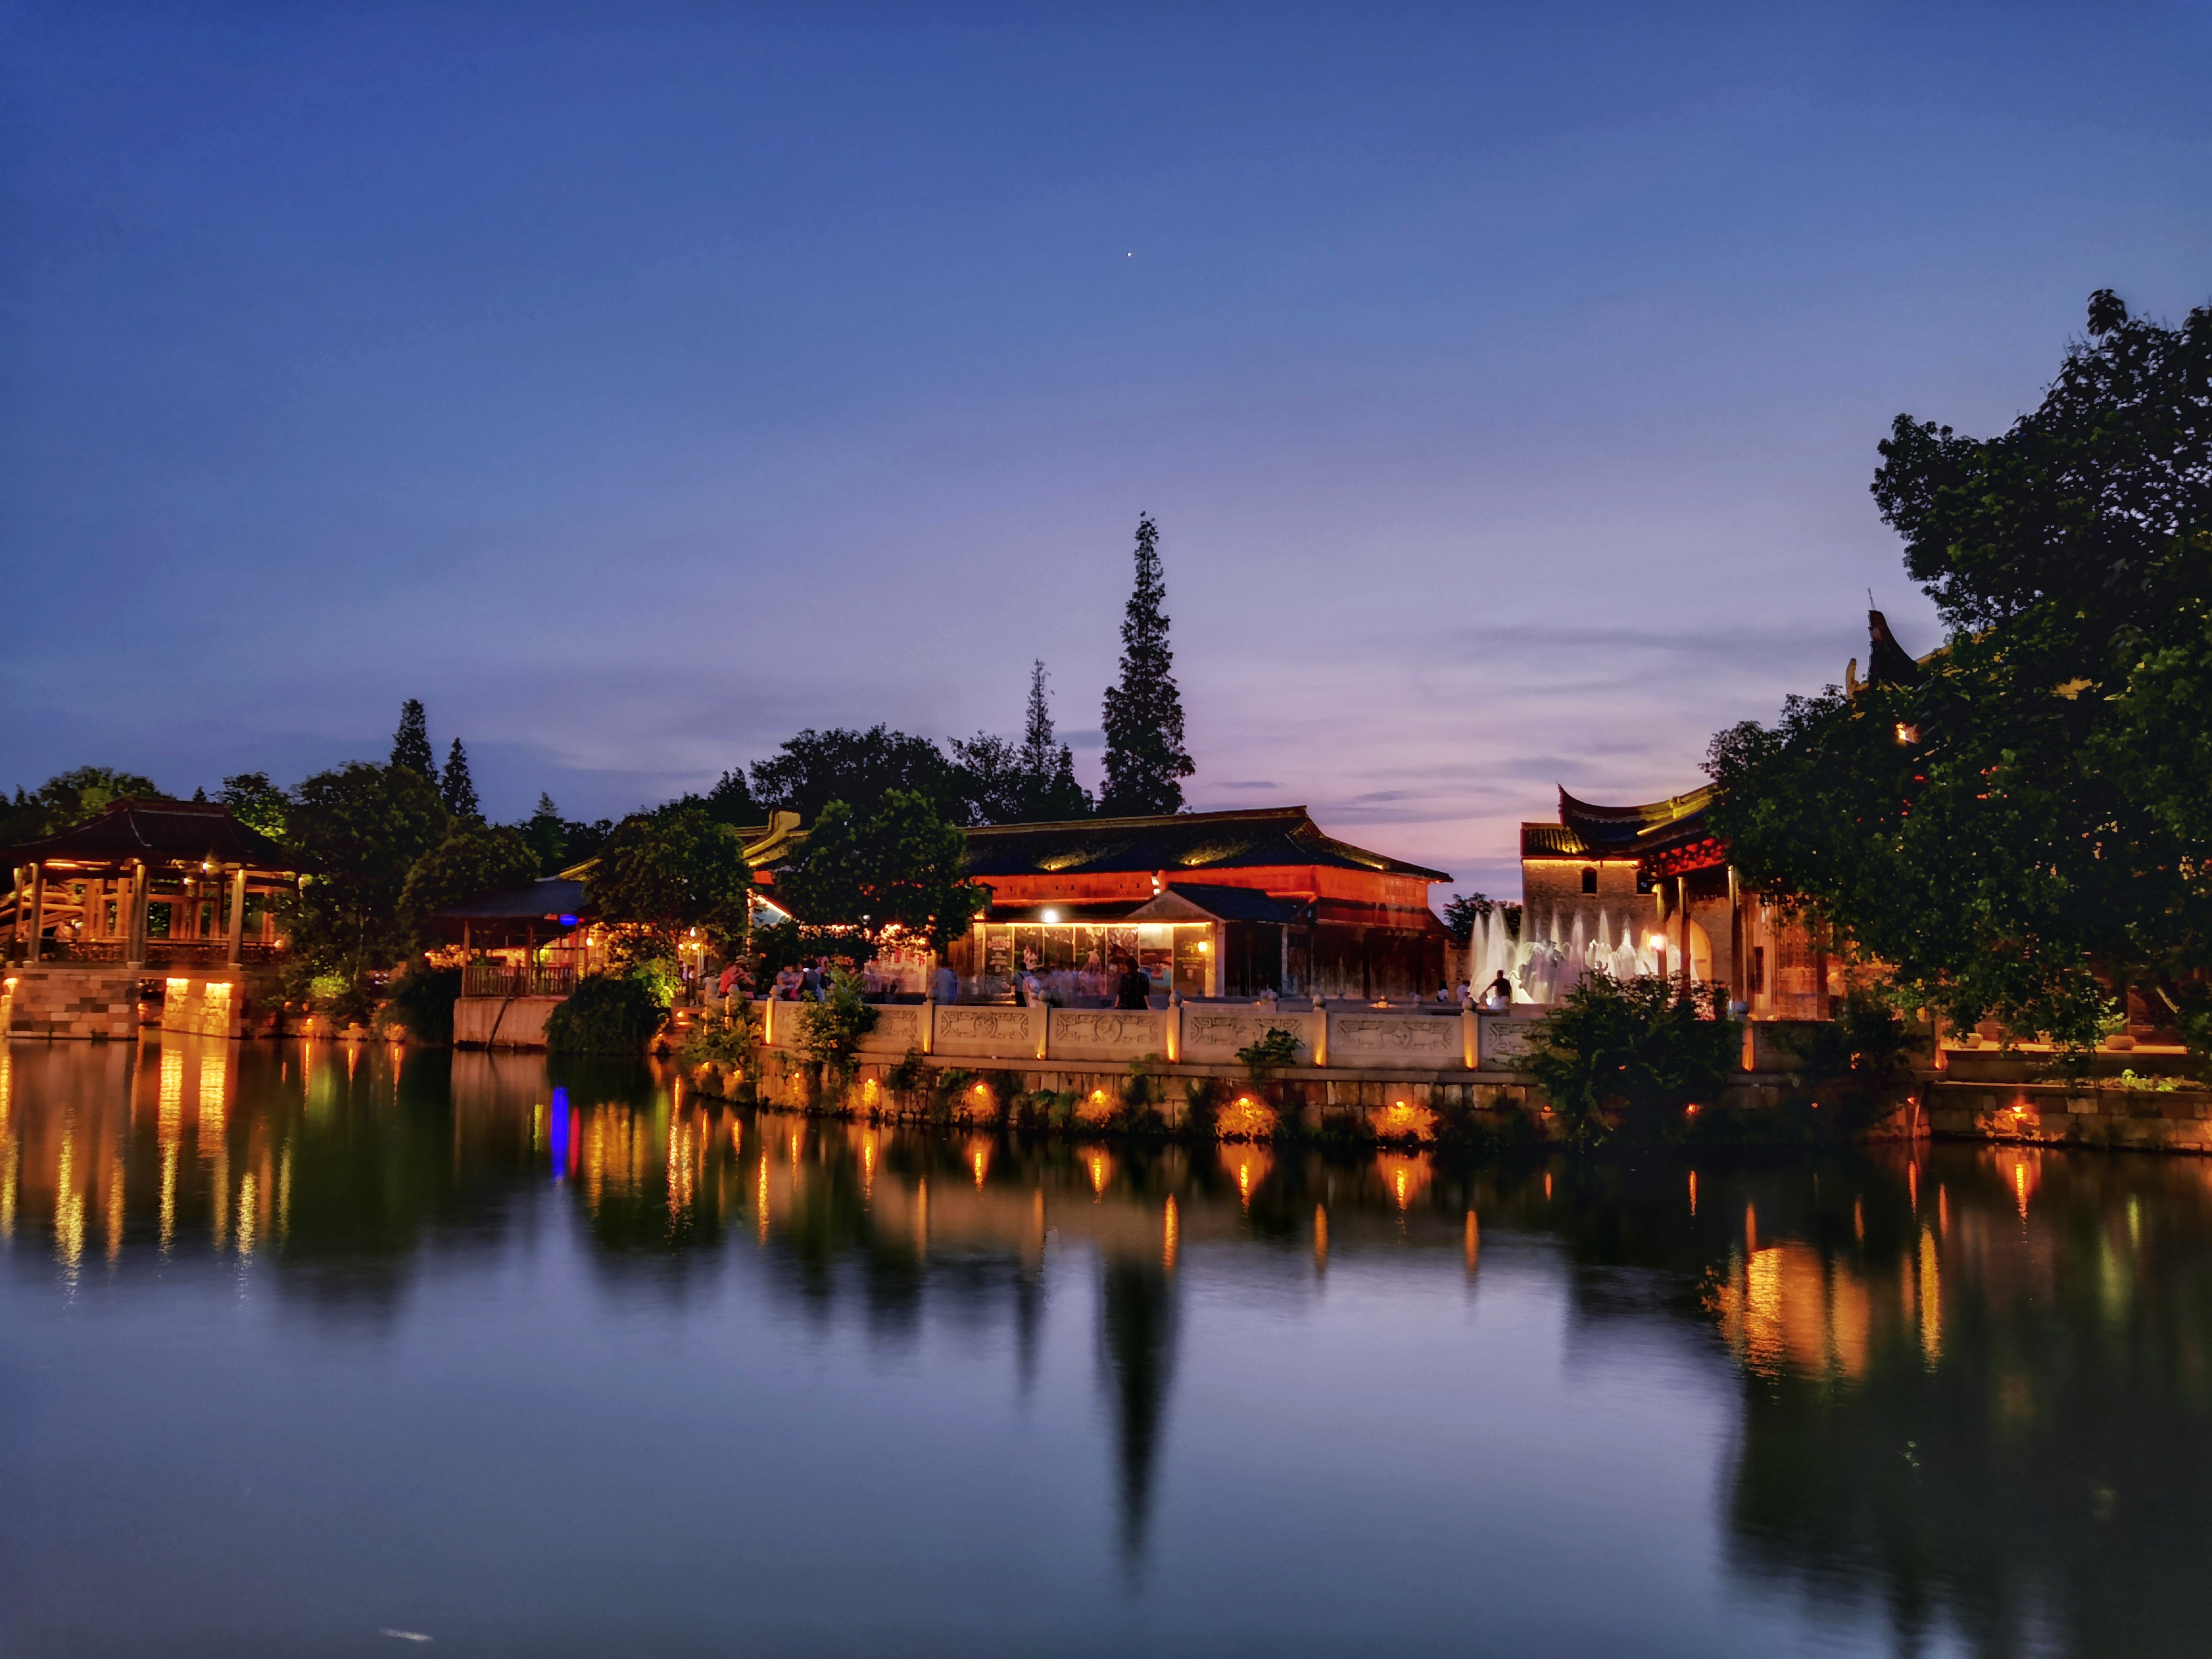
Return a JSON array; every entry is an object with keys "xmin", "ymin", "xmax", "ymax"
[{"xmin": 2, "ymin": 3, "xmax": 2206, "ymax": 897}]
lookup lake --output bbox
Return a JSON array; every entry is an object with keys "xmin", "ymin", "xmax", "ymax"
[{"xmin": 1, "ymin": 1037, "xmax": 2206, "ymax": 1658}]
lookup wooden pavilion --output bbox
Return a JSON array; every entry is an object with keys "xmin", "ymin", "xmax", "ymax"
[{"xmin": 3, "ymin": 798, "xmax": 298, "ymax": 969}]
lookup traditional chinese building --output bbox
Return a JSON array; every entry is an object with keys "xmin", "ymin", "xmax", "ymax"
[
  {"xmin": 2, "ymin": 799, "xmax": 300, "ymax": 1038},
  {"xmin": 944, "ymin": 806, "xmax": 1450, "ymax": 1001}
]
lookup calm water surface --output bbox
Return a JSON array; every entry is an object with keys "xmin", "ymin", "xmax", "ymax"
[{"xmin": 2, "ymin": 1039, "xmax": 2208, "ymax": 1658}]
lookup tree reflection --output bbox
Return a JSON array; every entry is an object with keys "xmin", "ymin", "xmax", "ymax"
[
  {"xmin": 1098, "ymin": 1253, "xmax": 1178, "ymax": 1577},
  {"xmin": 12, "ymin": 1039, "xmax": 2212, "ymax": 1637}
]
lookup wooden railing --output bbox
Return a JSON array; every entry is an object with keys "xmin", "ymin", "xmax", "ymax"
[{"xmin": 462, "ymin": 963, "xmax": 579, "ymax": 999}]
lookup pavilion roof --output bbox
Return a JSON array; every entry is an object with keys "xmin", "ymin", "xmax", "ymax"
[
  {"xmin": 1521, "ymin": 785, "xmax": 1719, "ymax": 861},
  {"xmin": 963, "ymin": 806, "xmax": 1449, "ymax": 883},
  {"xmin": 5, "ymin": 799, "xmax": 297, "ymax": 873}
]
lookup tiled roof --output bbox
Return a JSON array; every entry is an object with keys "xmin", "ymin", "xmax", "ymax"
[
  {"xmin": 5, "ymin": 799, "xmax": 295, "ymax": 871},
  {"xmin": 962, "ymin": 806, "xmax": 1448, "ymax": 883}
]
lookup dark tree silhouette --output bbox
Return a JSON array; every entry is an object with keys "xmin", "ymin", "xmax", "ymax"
[
  {"xmin": 389, "ymin": 699, "xmax": 434, "ymax": 780},
  {"xmin": 439, "ymin": 738, "xmax": 481, "ymax": 822},
  {"xmin": 1099, "ymin": 514, "xmax": 1194, "ymax": 816}
]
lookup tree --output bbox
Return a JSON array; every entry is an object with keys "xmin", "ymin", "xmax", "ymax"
[
  {"xmin": 1099, "ymin": 513, "xmax": 1194, "ymax": 816},
  {"xmin": 750, "ymin": 725, "xmax": 959, "ymax": 823},
  {"xmin": 217, "ymin": 772, "xmax": 288, "ymax": 840},
  {"xmin": 775, "ymin": 788, "xmax": 987, "ymax": 955},
  {"xmin": 1707, "ymin": 290, "xmax": 2212, "ymax": 1058},
  {"xmin": 0, "ymin": 766, "xmax": 166, "ymax": 843},
  {"xmin": 522, "ymin": 793, "xmax": 567, "ymax": 875},
  {"xmin": 283, "ymin": 762, "xmax": 450, "ymax": 1007},
  {"xmin": 439, "ymin": 738, "xmax": 481, "ymax": 822},
  {"xmin": 948, "ymin": 731, "xmax": 1028, "ymax": 825},
  {"xmin": 398, "ymin": 820, "xmax": 540, "ymax": 946},
  {"xmin": 1441, "ymin": 892, "xmax": 1496, "ymax": 945},
  {"xmin": 390, "ymin": 699, "xmax": 435, "ymax": 780},
  {"xmin": 584, "ymin": 805, "xmax": 753, "ymax": 963},
  {"xmin": 1020, "ymin": 659, "xmax": 1092, "ymax": 817},
  {"xmin": 702, "ymin": 767, "xmax": 759, "ymax": 826},
  {"xmin": 948, "ymin": 661, "xmax": 1094, "ymax": 825},
  {"xmin": 1520, "ymin": 973, "xmax": 1742, "ymax": 1148}
]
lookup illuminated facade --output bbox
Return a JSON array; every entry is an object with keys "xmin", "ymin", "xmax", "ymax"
[{"xmin": 945, "ymin": 807, "xmax": 1450, "ymax": 1001}]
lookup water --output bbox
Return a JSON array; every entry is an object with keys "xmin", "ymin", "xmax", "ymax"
[{"xmin": 1, "ymin": 1039, "xmax": 2207, "ymax": 1658}]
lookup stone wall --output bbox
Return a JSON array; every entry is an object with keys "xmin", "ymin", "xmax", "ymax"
[
  {"xmin": 454, "ymin": 996, "xmax": 565, "ymax": 1048},
  {"xmin": 159, "ymin": 968, "xmax": 285, "ymax": 1039},
  {"xmin": 2, "ymin": 965, "xmax": 142, "ymax": 1039},
  {"xmin": 1926, "ymin": 1079, "xmax": 2212, "ymax": 1152}
]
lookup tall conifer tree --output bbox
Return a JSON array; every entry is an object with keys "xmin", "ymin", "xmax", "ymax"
[
  {"xmin": 1019, "ymin": 659, "xmax": 1093, "ymax": 818},
  {"xmin": 390, "ymin": 698, "xmax": 435, "ymax": 779},
  {"xmin": 1099, "ymin": 513, "xmax": 1193, "ymax": 816},
  {"xmin": 440, "ymin": 738, "xmax": 481, "ymax": 821}
]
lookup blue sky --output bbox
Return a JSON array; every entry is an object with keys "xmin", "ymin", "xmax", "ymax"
[{"xmin": 3, "ymin": 1, "xmax": 2206, "ymax": 895}]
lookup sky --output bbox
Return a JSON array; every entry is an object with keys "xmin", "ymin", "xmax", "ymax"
[{"xmin": 2, "ymin": 2, "xmax": 2207, "ymax": 897}]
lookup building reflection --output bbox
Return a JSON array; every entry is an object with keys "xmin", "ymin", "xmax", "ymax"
[{"xmin": 9, "ymin": 1039, "xmax": 2212, "ymax": 1629}]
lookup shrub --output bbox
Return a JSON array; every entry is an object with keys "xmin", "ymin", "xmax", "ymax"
[
  {"xmin": 545, "ymin": 973, "xmax": 667, "ymax": 1055},
  {"xmin": 384, "ymin": 963, "xmax": 461, "ymax": 1044},
  {"xmin": 1520, "ymin": 972, "xmax": 1742, "ymax": 1148},
  {"xmin": 794, "ymin": 967, "xmax": 880, "ymax": 1087},
  {"xmin": 678, "ymin": 998, "xmax": 758, "ymax": 1078},
  {"xmin": 1235, "ymin": 1026, "xmax": 1302, "ymax": 1084}
]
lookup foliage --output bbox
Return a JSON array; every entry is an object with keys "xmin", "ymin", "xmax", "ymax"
[
  {"xmin": 793, "ymin": 966, "xmax": 879, "ymax": 1084},
  {"xmin": 384, "ymin": 963, "xmax": 462, "ymax": 1044},
  {"xmin": 1182, "ymin": 1076, "xmax": 1222, "ymax": 1138},
  {"xmin": 1099, "ymin": 513, "xmax": 1195, "ymax": 816},
  {"xmin": 1707, "ymin": 291, "xmax": 2212, "ymax": 1063},
  {"xmin": 947, "ymin": 731, "xmax": 1027, "ymax": 825},
  {"xmin": 585, "ymin": 805, "xmax": 753, "ymax": 959},
  {"xmin": 1235, "ymin": 1026, "xmax": 1303, "ymax": 1083},
  {"xmin": 774, "ymin": 788, "xmax": 987, "ymax": 953},
  {"xmin": 661, "ymin": 767, "xmax": 761, "ymax": 830},
  {"xmin": 522, "ymin": 793, "xmax": 568, "ymax": 874},
  {"xmin": 2115, "ymin": 1070, "xmax": 2182, "ymax": 1093},
  {"xmin": 283, "ymin": 762, "xmax": 450, "ymax": 998},
  {"xmin": 544, "ymin": 972, "xmax": 667, "ymax": 1055},
  {"xmin": 885, "ymin": 1046, "xmax": 929, "ymax": 1099},
  {"xmin": 439, "ymin": 739, "xmax": 481, "ymax": 821},
  {"xmin": 1519, "ymin": 972, "xmax": 1743, "ymax": 1148},
  {"xmin": 702, "ymin": 767, "xmax": 759, "ymax": 825},
  {"xmin": 749, "ymin": 725, "xmax": 960, "ymax": 823},
  {"xmin": 678, "ymin": 998, "xmax": 758, "ymax": 1076},
  {"xmin": 390, "ymin": 698, "xmax": 435, "ymax": 780},
  {"xmin": 0, "ymin": 766, "xmax": 166, "ymax": 843},
  {"xmin": 397, "ymin": 820, "xmax": 540, "ymax": 947},
  {"xmin": 1441, "ymin": 892, "xmax": 1496, "ymax": 945},
  {"xmin": 950, "ymin": 661, "xmax": 1094, "ymax": 825},
  {"xmin": 217, "ymin": 771, "xmax": 288, "ymax": 840}
]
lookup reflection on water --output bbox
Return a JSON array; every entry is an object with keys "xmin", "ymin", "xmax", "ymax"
[{"xmin": 1, "ymin": 1039, "xmax": 2210, "ymax": 1657}]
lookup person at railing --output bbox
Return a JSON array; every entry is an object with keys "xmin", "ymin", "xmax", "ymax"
[
  {"xmin": 1482, "ymin": 971, "xmax": 1513, "ymax": 1013},
  {"xmin": 1113, "ymin": 957, "xmax": 1152, "ymax": 1011},
  {"xmin": 931, "ymin": 961, "xmax": 957, "ymax": 1004}
]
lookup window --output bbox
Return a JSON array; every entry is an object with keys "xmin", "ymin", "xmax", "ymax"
[
  {"xmin": 1580, "ymin": 867, "xmax": 1598, "ymax": 895},
  {"xmin": 1750, "ymin": 945, "xmax": 1765, "ymax": 996}
]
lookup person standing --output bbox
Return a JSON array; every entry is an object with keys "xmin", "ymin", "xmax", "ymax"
[
  {"xmin": 1114, "ymin": 957, "xmax": 1153, "ymax": 1010},
  {"xmin": 932, "ymin": 961, "xmax": 958, "ymax": 1004}
]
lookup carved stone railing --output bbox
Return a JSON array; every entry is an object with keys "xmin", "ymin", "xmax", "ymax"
[{"xmin": 747, "ymin": 998, "xmax": 1538, "ymax": 1072}]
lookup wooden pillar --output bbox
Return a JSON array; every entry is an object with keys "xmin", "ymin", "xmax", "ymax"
[
  {"xmin": 1726, "ymin": 866, "xmax": 1743, "ymax": 1007},
  {"xmin": 127, "ymin": 860, "xmax": 149, "ymax": 964},
  {"xmin": 7, "ymin": 865, "xmax": 20, "ymax": 960},
  {"xmin": 25, "ymin": 863, "xmax": 45, "ymax": 963},
  {"xmin": 226, "ymin": 867, "xmax": 247, "ymax": 965},
  {"xmin": 1675, "ymin": 877, "xmax": 1690, "ymax": 988}
]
